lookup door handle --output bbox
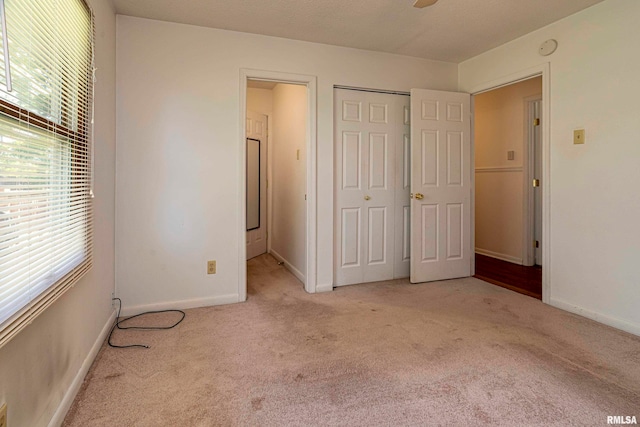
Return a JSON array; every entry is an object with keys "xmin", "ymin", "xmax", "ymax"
[
  {"xmin": 364, "ymin": 195, "xmax": 371, "ymax": 201},
  {"xmin": 415, "ymin": 193, "xmax": 424, "ymax": 200}
]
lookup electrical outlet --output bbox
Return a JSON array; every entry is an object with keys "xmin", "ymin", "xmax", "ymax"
[
  {"xmin": 0, "ymin": 403, "xmax": 7, "ymax": 427},
  {"xmin": 207, "ymin": 260, "xmax": 216, "ymax": 275},
  {"xmin": 573, "ymin": 129, "xmax": 585, "ymax": 144}
]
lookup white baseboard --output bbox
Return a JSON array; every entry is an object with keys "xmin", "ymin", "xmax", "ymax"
[
  {"xmin": 120, "ymin": 294, "xmax": 239, "ymax": 317},
  {"xmin": 475, "ymin": 248, "xmax": 523, "ymax": 265},
  {"xmin": 315, "ymin": 283, "xmax": 333, "ymax": 293},
  {"xmin": 550, "ymin": 297, "xmax": 640, "ymax": 337},
  {"xmin": 48, "ymin": 309, "xmax": 117, "ymax": 427},
  {"xmin": 269, "ymin": 248, "xmax": 306, "ymax": 284}
]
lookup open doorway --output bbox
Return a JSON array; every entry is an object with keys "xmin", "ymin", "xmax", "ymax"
[
  {"xmin": 239, "ymin": 70, "xmax": 317, "ymax": 300},
  {"xmin": 472, "ymin": 76, "xmax": 543, "ymax": 299},
  {"xmin": 244, "ymin": 79, "xmax": 309, "ymax": 296}
]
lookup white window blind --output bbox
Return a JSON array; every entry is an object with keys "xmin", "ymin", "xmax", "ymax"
[{"xmin": 0, "ymin": 0, "xmax": 94, "ymax": 347}]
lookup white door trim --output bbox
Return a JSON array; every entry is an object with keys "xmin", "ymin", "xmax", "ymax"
[
  {"xmin": 469, "ymin": 63, "xmax": 551, "ymax": 304},
  {"xmin": 239, "ymin": 69, "xmax": 318, "ymax": 300},
  {"xmin": 523, "ymin": 95, "xmax": 542, "ymax": 267}
]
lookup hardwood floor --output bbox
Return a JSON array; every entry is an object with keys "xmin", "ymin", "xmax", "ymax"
[{"xmin": 474, "ymin": 253, "xmax": 542, "ymax": 300}]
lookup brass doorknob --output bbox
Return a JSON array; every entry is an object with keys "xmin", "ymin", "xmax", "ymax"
[
  {"xmin": 415, "ymin": 193, "xmax": 424, "ymax": 200},
  {"xmin": 364, "ymin": 195, "xmax": 371, "ymax": 201}
]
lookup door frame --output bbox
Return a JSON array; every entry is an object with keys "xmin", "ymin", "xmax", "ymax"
[
  {"xmin": 469, "ymin": 63, "xmax": 551, "ymax": 303},
  {"xmin": 523, "ymin": 95, "xmax": 542, "ymax": 267},
  {"xmin": 239, "ymin": 69, "xmax": 318, "ymax": 300}
]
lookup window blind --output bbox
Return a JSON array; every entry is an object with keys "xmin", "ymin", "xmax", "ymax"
[{"xmin": 0, "ymin": 0, "xmax": 94, "ymax": 347}]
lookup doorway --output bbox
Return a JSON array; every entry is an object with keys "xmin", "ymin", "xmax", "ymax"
[
  {"xmin": 239, "ymin": 70, "xmax": 318, "ymax": 301},
  {"xmin": 472, "ymin": 76, "xmax": 543, "ymax": 299},
  {"xmin": 246, "ymin": 79, "xmax": 307, "ymax": 281}
]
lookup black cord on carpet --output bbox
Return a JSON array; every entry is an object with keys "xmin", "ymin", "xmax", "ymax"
[{"xmin": 108, "ymin": 298, "xmax": 185, "ymax": 349}]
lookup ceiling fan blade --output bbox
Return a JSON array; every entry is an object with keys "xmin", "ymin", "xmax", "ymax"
[{"xmin": 413, "ymin": 0, "xmax": 438, "ymax": 8}]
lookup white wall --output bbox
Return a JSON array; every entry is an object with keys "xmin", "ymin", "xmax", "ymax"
[
  {"xmin": 270, "ymin": 84, "xmax": 307, "ymax": 278},
  {"xmin": 475, "ymin": 78, "xmax": 541, "ymax": 263},
  {"xmin": 460, "ymin": 0, "xmax": 640, "ymax": 335},
  {"xmin": 247, "ymin": 88, "xmax": 273, "ymax": 116},
  {"xmin": 0, "ymin": 0, "xmax": 117, "ymax": 425},
  {"xmin": 115, "ymin": 16, "xmax": 457, "ymax": 312}
]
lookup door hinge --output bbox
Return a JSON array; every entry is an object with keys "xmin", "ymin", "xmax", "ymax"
[
  {"xmin": 535, "ymin": 240, "xmax": 540, "ymax": 248},
  {"xmin": 532, "ymin": 179, "xmax": 540, "ymax": 187},
  {"xmin": 534, "ymin": 118, "xmax": 540, "ymax": 126},
  {"xmin": 266, "ymin": 179, "xmax": 268, "ymax": 189},
  {"xmin": 266, "ymin": 231, "xmax": 268, "ymax": 239},
  {"xmin": 305, "ymin": 194, "xmax": 307, "ymax": 200}
]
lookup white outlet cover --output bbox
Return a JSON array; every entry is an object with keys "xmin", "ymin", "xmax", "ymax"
[{"xmin": 539, "ymin": 39, "xmax": 558, "ymax": 56}]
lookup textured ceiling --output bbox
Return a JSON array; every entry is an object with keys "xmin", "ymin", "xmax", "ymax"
[{"xmin": 114, "ymin": 0, "xmax": 604, "ymax": 63}]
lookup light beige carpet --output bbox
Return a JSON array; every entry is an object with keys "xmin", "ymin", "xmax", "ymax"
[{"xmin": 64, "ymin": 254, "xmax": 640, "ymax": 426}]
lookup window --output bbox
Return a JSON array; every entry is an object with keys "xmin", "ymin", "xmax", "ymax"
[{"xmin": 0, "ymin": 0, "xmax": 94, "ymax": 347}]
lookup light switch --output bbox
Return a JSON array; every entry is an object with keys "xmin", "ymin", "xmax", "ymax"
[
  {"xmin": 296, "ymin": 149, "xmax": 300, "ymax": 160},
  {"xmin": 507, "ymin": 150, "xmax": 515, "ymax": 160},
  {"xmin": 574, "ymin": 129, "xmax": 585, "ymax": 145}
]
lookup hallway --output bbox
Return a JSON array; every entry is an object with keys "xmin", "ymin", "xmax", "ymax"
[
  {"xmin": 474, "ymin": 253, "xmax": 542, "ymax": 299},
  {"xmin": 247, "ymin": 254, "xmax": 305, "ymax": 298}
]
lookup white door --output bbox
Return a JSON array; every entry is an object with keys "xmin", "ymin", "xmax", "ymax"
[
  {"xmin": 394, "ymin": 97, "xmax": 412, "ymax": 279},
  {"xmin": 533, "ymin": 100, "xmax": 543, "ymax": 266},
  {"xmin": 334, "ymin": 89, "xmax": 410, "ymax": 286},
  {"xmin": 246, "ymin": 111, "xmax": 268, "ymax": 260},
  {"xmin": 410, "ymin": 89, "xmax": 471, "ymax": 283}
]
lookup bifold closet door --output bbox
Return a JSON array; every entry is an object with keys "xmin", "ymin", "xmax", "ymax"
[{"xmin": 334, "ymin": 89, "xmax": 410, "ymax": 286}]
